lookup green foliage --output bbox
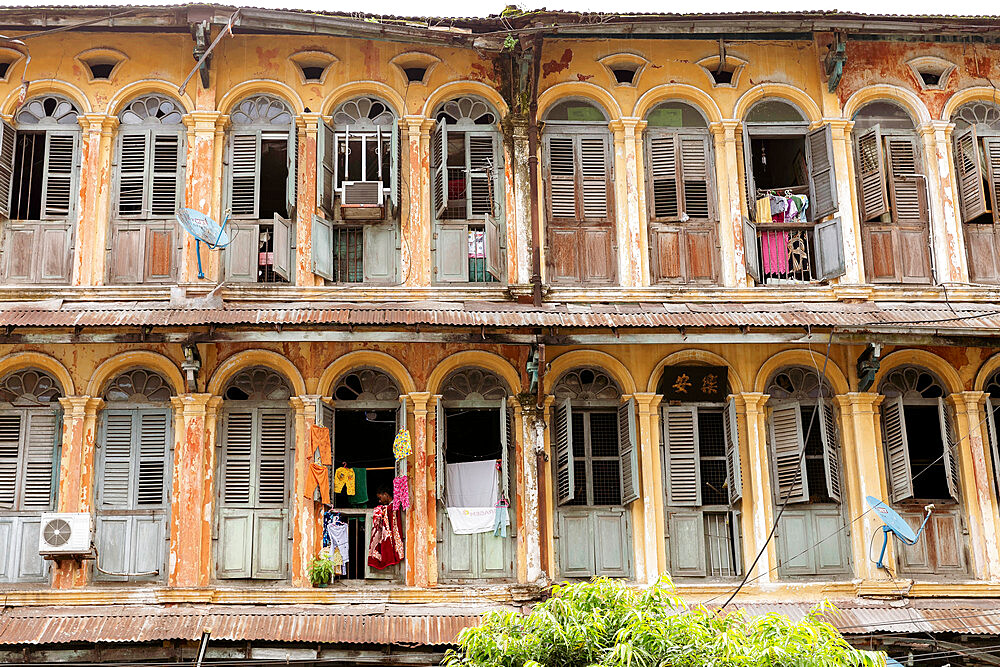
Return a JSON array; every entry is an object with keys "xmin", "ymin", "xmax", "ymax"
[
  {"xmin": 503, "ymin": 34, "xmax": 520, "ymax": 52},
  {"xmin": 443, "ymin": 578, "xmax": 885, "ymax": 667},
  {"xmin": 307, "ymin": 555, "xmax": 334, "ymax": 586}
]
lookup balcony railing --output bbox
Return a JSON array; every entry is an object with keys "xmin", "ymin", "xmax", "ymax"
[{"xmin": 753, "ymin": 222, "xmax": 816, "ymax": 284}]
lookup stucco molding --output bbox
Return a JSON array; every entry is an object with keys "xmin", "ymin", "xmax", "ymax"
[
  {"xmin": 870, "ymin": 348, "xmax": 964, "ymax": 395},
  {"xmin": 316, "ymin": 350, "xmax": 417, "ymax": 397},
  {"xmin": 753, "ymin": 348, "xmax": 851, "ymax": 396},
  {"xmin": 537, "ymin": 81, "xmax": 623, "ymax": 121},
  {"xmin": 733, "ymin": 82, "xmax": 823, "ymax": 123},
  {"xmin": 974, "ymin": 351, "xmax": 1000, "ymax": 394},
  {"xmin": 321, "ymin": 81, "xmax": 407, "ymax": 118},
  {"xmin": 842, "ymin": 83, "xmax": 932, "ymax": 125},
  {"xmin": 420, "ymin": 81, "xmax": 508, "ymax": 120},
  {"xmin": 2, "ymin": 79, "xmax": 93, "ymax": 117},
  {"xmin": 544, "ymin": 349, "xmax": 637, "ymax": 395},
  {"xmin": 105, "ymin": 80, "xmax": 194, "ymax": 118},
  {"xmin": 426, "ymin": 350, "xmax": 522, "ymax": 396},
  {"xmin": 645, "ymin": 348, "xmax": 745, "ymax": 394},
  {"xmin": 206, "ymin": 349, "xmax": 307, "ymax": 397},
  {"xmin": 0, "ymin": 351, "xmax": 75, "ymax": 395},
  {"xmin": 217, "ymin": 79, "xmax": 304, "ymax": 116},
  {"xmin": 86, "ymin": 350, "xmax": 185, "ymax": 398},
  {"xmin": 632, "ymin": 84, "xmax": 723, "ymax": 124},
  {"xmin": 942, "ymin": 86, "xmax": 1000, "ymax": 122}
]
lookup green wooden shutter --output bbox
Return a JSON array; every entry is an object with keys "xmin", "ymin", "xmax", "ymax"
[
  {"xmin": 22, "ymin": 410, "xmax": 57, "ymax": 510},
  {"xmin": 817, "ymin": 399, "xmax": 842, "ymax": 503},
  {"xmin": 856, "ymin": 125, "xmax": 889, "ymax": 222},
  {"xmin": 680, "ymin": 134, "xmax": 712, "ymax": 220},
  {"xmin": 436, "ymin": 397, "xmax": 445, "ymax": 502},
  {"xmin": 885, "ymin": 136, "xmax": 928, "ymax": 223},
  {"xmin": 431, "ymin": 119, "xmax": 447, "ymax": 218},
  {"xmin": 547, "ymin": 135, "xmax": 577, "ymax": 219},
  {"xmin": 117, "ymin": 131, "xmax": 148, "ymax": 217},
  {"xmin": 311, "ymin": 214, "xmax": 333, "ymax": 281},
  {"xmin": 580, "ymin": 136, "xmax": 609, "ymax": 220},
  {"xmin": 0, "ymin": 412, "xmax": 22, "ymax": 508},
  {"xmin": 363, "ymin": 222, "xmax": 396, "ymax": 283},
  {"xmin": 222, "ymin": 410, "xmax": 254, "ymax": 506},
  {"xmin": 723, "ymin": 397, "xmax": 743, "ymax": 504},
  {"xmin": 938, "ymin": 398, "xmax": 960, "ymax": 501},
  {"xmin": 137, "ymin": 410, "xmax": 169, "ymax": 507},
  {"xmin": 648, "ymin": 134, "xmax": 678, "ymax": 218},
  {"xmin": 0, "ymin": 119, "xmax": 15, "ymax": 219},
  {"xmin": 41, "ymin": 132, "xmax": 78, "ymax": 219},
  {"xmin": 805, "ymin": 124, "xmax": 839, "ymax": 219},
  {"xmin": 983, "ymin": 137, "xmax": 1000, "ymax": 224},
  {"xmin": 218, "ymin": 508, "xmax": 253, "ymax": 578},
  {"xmin": 768, "ymin": 402, "xmax": 808, "ymax": 504},
  {"xmin": 229, "ymin": 131, "xmax": 260, "ymax": 218},
  {"xmin": 881, "ymin": 396, "xmax": 913, "ymax": 503},
  {"xmin": 741, "ymin": 121, "xmax": 756, "ymax": 221},
  {"xmin": 484, "ymin": 213, "xmax": 503, "ymax": 282},
  {"xmin": 224, "ymin": 222, "xmax": 259, "ymax": 282},
  {"xmin": 617, "ymin": 398, "xmax": 639, "ymax": 506},
  {"xmin": 272, "ymin": 213, "xmax": 292, "ymax": 281},
  {"xmin": 101, "ymin": 411, "xmax": 134, "ymax": 508},
  {"xmin": 554, "ymin": 398, "xmax": 575, "ymax": 506},
  {"xmin": 669, "ymin": 511, "xmax": 707, "ymax": 577},
  {"xmin": 505, "ymin": 402, "xmax": 516, "ymax": 536},
  {"xmin": 257, "ymin": 410, "xmax": 288, "ymax": 506},
  {"xmin": 150, "ymin": 131, "xmax": 182, "ymax": 217},
  {"xmin": 742, "ymin": 217, "xmax": 761, "ymax": 283},
  {"xmin": 318, "ymin": 119, "xmax": 335, "ymax": 216},
  {"xmin": 435, "ymin": 226, "xmax": 468, "ymax": 283},
  {"xmin": 813, "ymin": 217, "xmax": 846, "ymax": 281},
  {"xmin": 251, "ymin": 510, "xmax": 286, "ymax": 579},
  {"xmin": 499, "ymin": 399, "xmax": 509, "ymax": 502},
  {"xmin": 664, "ymin": 406, "xmax": 700, "ymax": 507}
]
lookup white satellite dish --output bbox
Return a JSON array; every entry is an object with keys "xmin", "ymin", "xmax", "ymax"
[
  {"xmin": 866, "ymin": 495, "xmax": 933, "ymax": 570},
  {"xmin": 176, "ymin": 208, "xmax": 232, "ymax": 279}
]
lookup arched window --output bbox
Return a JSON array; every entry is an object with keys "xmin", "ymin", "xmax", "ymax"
[
  {"xmin": 0, "ymin": 368, "xmax": 63, "ymax": 583},
  {"xmin": 741, "ymin": 97, "xmax": 844, "ymax": 285},
  {"xmin": 645, "ymin": 101, "xmax": 718, "ymax": 285},
  {"xmin": 853, "ymin": 101, "xmax": 931, "ymax": 283},
  {"xmin": 542, "ymin": 100, "xmax": 616, "ymax": 285},
  {"xmin": 95, "ymin": 368, "xmax": 174, "ymax": 581},
  {"xmin": 217, "ymin": 366, "xmax": 293, "ymax": 580},
  {"xmin": 109, "ymin": 94, "xmax": 186, "ymax": 285},
  {"xmin": 984, "ymin": 370, "xmax": 1000, "ymax": 505},
  {"xmin": 224, "ymin": 94, "xmax": 296, "ymax": 284},
  {"xmin": 879, "ymin": 365, "xmax": 966, "ymax": 576},
  {"xmin": 315, "ymin": 96, "xmax": 400, "ymax": 285},
  {"xmin": 431, "ymin": 97, "xmax": 504, "ymax": 284},
  {"xmin": 2, "ymin": 95, "xmax": 81, "ymax": 284},
  {"xmin": 551, "ymin": 366, "xmax": 634, "ymax": 579},
  {"xmin": 436, "ymin": 367, "xmax": 514, "ymax": 580},
  {"xmin": 951, "ymin": 100, "xmax": 1000, "ymax": 283}
]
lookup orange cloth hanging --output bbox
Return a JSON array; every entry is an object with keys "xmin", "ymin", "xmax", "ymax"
[
  {"xmin": 310, "ymin": 423, "xmax": 332, "ymax": 465},
  {"xmin": 305, "ymin": 462, "xmax": 331, "ymax": 504}
]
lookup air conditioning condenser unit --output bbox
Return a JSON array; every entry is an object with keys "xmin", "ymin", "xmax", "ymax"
[{"xmin": 38, "ymin": 512, "xmax": 92, "ymax": 556}]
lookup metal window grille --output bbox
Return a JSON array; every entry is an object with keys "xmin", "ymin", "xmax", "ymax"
[
  {"xmin": 704, "ymin": 511, "xmax": 739, "ymax": 577},
  {"xmin": 567, "ymin": 410, "xmax": 623, "ymax": 507},
  {"xmin": 467, "ymin": 226, "xmax": 496, "ymax": 283},
  {"xmin": 255, "ymin": 224, "xmax": 287, "ymax": 284},
  {"xmin": 698, "ymin": 410, "xmax": 729, "ymax": 505},
  {"xmin": 332, "ymin": 226, "xmax": 364, "ymax": 283},
  {"xmin": 801, "ymin": 405, "xmax": 830, "ymax": 500}
]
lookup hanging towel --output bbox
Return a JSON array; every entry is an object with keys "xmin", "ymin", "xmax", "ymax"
[
  {"xmin": 446, "ymin": 507, "xmax": 497, "ymax": 535},
  {"xmin": 310, "ymin": 423, "xmax": 332, "ymax": 465},
  {"xmin": 349, "ymin": 467, "xmax": 369, "ymax": 506},
  {"xmin": 392, "ymin": 475, "xmax": 410, "ymax": 511},
  {"xmin": 392, "ymin": 429, "xmax": 412, "ymax": 459},
  {"xmin": 445, "ymin": 460, "xmax": 498, "ymax": 508},
  {"xmin": 493, "ymin": 505, "xmax": 510, "ymax": 538}
]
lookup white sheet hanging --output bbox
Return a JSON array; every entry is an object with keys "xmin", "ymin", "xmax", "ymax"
[{"xmin": 445, "ymin": 459, "xmax": 498, "ymax": 508}]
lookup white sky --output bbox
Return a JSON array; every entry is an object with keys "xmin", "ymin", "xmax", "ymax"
[{"xmin": 14, "ymin": 0, "xmax": 1000, "ymax": 18}]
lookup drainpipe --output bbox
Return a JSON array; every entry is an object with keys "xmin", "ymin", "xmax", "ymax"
[{"xmin": 527, "ymin": 34, "xmax": 544, "ymax": 307}]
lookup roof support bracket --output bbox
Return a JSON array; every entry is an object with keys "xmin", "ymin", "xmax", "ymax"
[{"xmin": 824, "ymin": 32, "xmax": 847, "ymax": 93}]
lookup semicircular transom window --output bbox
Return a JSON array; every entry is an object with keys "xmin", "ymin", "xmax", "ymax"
[
  {"xmin": 766, "ymin": 366, "xmax": 833, "ymax": 400},
  {"xmin": 879, "ymin": 366, "xmax": 946, "ymax": 399},
  {"xmin": 441, "ymin": 367, "xmax": 508, "ymax": 402},
  {"xmin": 544, "ymin": 99, "xmax": 608, "ymax": 123},
  {"xmin": 16, "ymin": 95, "xmax": 80, "ymax": 126},
  {"xmin": 436, "ymin": 97, "xmax": 497, "ymax": 127},
  {"xmin": 553, "ymin": 367, "xmax": 621, "ymax": 401},
  {"xmin": 333, "ymin": 368, "xmax": 400, "ymax": 402},
  {"xmin": 332, "ymin": 97, "xmax": 395, "ymax": 129},
  {"xmin": 746, "ymin": 99, "xmax": 805, "ymax": 124},
  {"xmin": 954, "ymin": 101, "xmax": 1000, "ymax": 132},
  {"xmin": 0, "ymin": 369, "xmax": 63, "ymax": 405},
  {"xmin": 104, "ymin": 368, "xmax": 174, "ymax": 402},
  {"xmin": 853, "ymin": 100, "xmax": 915, "ymax": 132},
  {"xmin": 230, "ymin": 94, "xmax": 293, "ymax": 126},
  {"xmin": 986, "ymin": 370, "xmax": 1000, "ymax": 398},
  {"xmin": 647, "ymin": 101, "xmax": 708, "ymax": 129},
  {"xmin": 119, "ymin": 94, "xmax": 184, "ymax": 125},
  {"xmin": 224, "ymin": 366, "xmax": 292, "ymax": 401}
]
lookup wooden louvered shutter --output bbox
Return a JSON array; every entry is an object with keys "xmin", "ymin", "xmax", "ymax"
[
  {"xmin": 817, "ymin": 399, "xmax": 842, "ymax": 503},
  {"xmin": 0, "ymin": 412, "xmax": 22, "ymax": 508},
  {"xmin": 881, "ymin": 396, "xmax": 913, "ymax": 503},
  {"xmin": 499, "ymin": 399, "xmax": 509, "ymax": 502},
  {"xmin": 435, "ymin": 397, "xmax": 445, "ymax": 502},
  {"xmin": 468, "ymin": 133, "xmax": 496, "ymax": 218},
  {"xmin": 983, "ymin": 137, "xmax": 1000, "ymax": 223},
  {"xmin": 938, "ymin": 398, "xmax": 960, "ymax": 501},
  {"xmin": 484, "ymin": 212, "xmax": 502, "ymax": 282},
  {"xmin": 742, "ymin": 217, "xmax": 761, "ymax": 283},
  {"xmin": 664, "ymin": 406, "xmax": 700, "ymax": 507},
  {"xmin": 554, "ymin": 398, "xmax": 574, "ymax": 506},
  {"xmin": 318, "ymin": 119, "xmax": 335, "ymax": 216},
  {"xmin": 0, "ymin": 120, "xmax": 14, "ymax": 219},
  {"xmin": 856, "ymin": 125, "xmax": 889, "ymax": 222},
  {"xmin": 954, "ymin": 126, "xmax": 987, "ymax": 223},
  {"xmin": 648, "ymin": 134, "xmax": 678, "ymax": 218},
  {"xmin": 805, "ymin": 124, "xmax": 839, "ymax": 219},
  {"xmin": 618, "ymin": 398, "xmax": 639, "ymax": 505},
  {"xmin": 311, "ymin": 214, "xmax": 333, "ymax": 281},
  {"xmin": 813, "ymin": 217, "xmax": 846, "ymax": 281},
  {"xmin": 42, "ymin": 132, "xmax": 78, "ymax": 219},
  {"xmin": 547, "ymin": 135, "xmax": 576, "ymax": 219},
  {"xmin": 229, "ymin": 131, "xmax": 260, "ymax": 218},
  {"xmin": 117, "ymin": 131, "xmax": 148, "ymax": 217},
  {"xmin": 137, "ymin": 410, "xmax": 168, "ymax": 506},
  {"xmin": 987, "ymin": 399, "xmax": 1000, "ymax": 500},
  {"xmin": 580, "ymin": 136, "xmax": 609, "ymax": 220},
  {"xmin": 286, "ymin": 129, "xmax": 297, "ymax": 218},
  {"xmin": 151, "ymin": 132, "xmax": 181, "ymax": 217},
  {"xmin": 22, "ymin": 410, "xmax": 57, "ymax": 509},
  {"xmin": 724, "ymin": 397, "xmax": 743, "ymax": 504},
  {"xmin": 680, "ymin": 134, "xmax": 712, "ymax": 220},
  {"xmin": 257, "ymin": 411, "xmax": 288, "ymax": 506},
  {"xmin": 742, "ymin": 121, "xmax": 756, "ymax": 221},
  {"xmin": 768, "ymin": 402, "xmax": 808, "ymax": 504},
  {"xmin": 431, "ymin": 119, "xmax": 447, "ymax": 218},
  {"xmin": 101, "ymin": 411, "xmax": 133, "ymax": 508},
  {"xmin": 390, "ymin": 120, "xmax": 400, "ymax": 212},
  {"xmin": 272, "ymin": 213, "xmax": 292, "ymax": 281},
  {"xmin": 885, "ymin": 136, "xmax": 928, "ymax": 223},
  {"xmin": 222, "ymin": 411, "xmax": 253, "ymax": 506}
]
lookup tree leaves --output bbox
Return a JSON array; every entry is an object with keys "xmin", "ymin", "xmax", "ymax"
[{"xmin": 444, "ymin": 577, "xmax": 885, "ymax": 667}]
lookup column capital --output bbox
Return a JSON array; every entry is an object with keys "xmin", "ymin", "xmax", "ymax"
[
  {"xmin": 78, "ymin": 113, "xmax": 117, "ymax": 134},
  {"xmin": 609, "ymin": 117, "xmax": 645, "ymax": 136},
  {"xmin": 949, "ymin": 390, "xmax": 988, "ymax": 412},
  {"xmin": 632, "ymin": 392, "xmax": 663, "ymax": 413},
  {"xmin": 289, "ymin": 394, "xmax": 323, "ymax": 415},
  {"xmin": 736, "ymin": 391, "xmax": 768, "ymax": 412},
  {"xmin": 407, "ymin": 391, "xmax": 431, "ymax": 413},
  {"xmin": 182, "ymin": 110, "xmax": 224, "ymax": 131},
  {"xmin": 710, "ymin": 119, "xmax": 741, "ymax": 140},
  {"xmin": 821, "ymin": 118, "xmax": 854, "ymax": 136},
  {"xmin": 834, "ymin": 392, "xmax": 884, "ymax": 414},
  {"xmin": 58, "ymin": 395, "xmax": 103, "ymax": 418},
  {"xmin": 170, "ymin": 393, "xmax": 222, "ymax": 416},
  {"xmin": 296, "ymin": 112, "xmax": 322, "ymax": 130},
  {"xmin": 918, "ymin": 119, "xmax": 954, "ymax": 138}
]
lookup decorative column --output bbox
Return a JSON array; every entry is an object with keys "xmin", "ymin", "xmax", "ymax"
[
  {"xmin": 919, "ymin": 120, "xmax": 967, "ymax": 283},
  {"xmin": 516, "ymin": 395, "xmax": 546, "ymax": 583},
  {"xmin": 634, "ymin": 392, "xmax": 665, "ymax": 583},
  {"xmin": 825, "ymin": 119, "xmax": 865, "ymax": 284},
  {"xmin": 608, "ymin": 118, "xmax": 645, "ymax": 287},
  {"xmin": 835, "ymin": 393, "xmax": 891, "ymax": 582},
  {"xmin": 52, "ymin": 396, "xmax": 103, "ymax": 588},
  {"xmin": 736, "ymin": 392, "xmax": 775, "ymax": 584},
  {"xmin": 403, "ymin": 117, "xmax": 433, "ymax": 286},
  {"xmin": 74, "ymin": 114, "xmax": 117, "ymax": 286},
  {"xmin": 710, "ymin": 120, "xmax": 744, "ymax": 287},
  {"xmin": 407, "ymin": 392, "xmax": 431, "ymax": 587},
  {"xmin": 168, "ymin": 393, "xmax": 221, "ymax": 587},
  {"xmin": 296, "ymin": 113, "xmax": 323, "ymax": 286},
  {"xmin": 509, "ymin": 119, "xmax": 531, "ymax": 285},
  {"xmin": 181, "ymin": 111, "xmax": 225, "ymax": 283},
  {"xmin": 289, "ymin": 395, "xmax": 323, "ymax": 587},
  {"xmin": 540, "ymin": 395, "xmax": 556, "ymax": 577},
  {"xmin": 950, "ymin": 392, "xmax": 1000, "ymax": 580}
]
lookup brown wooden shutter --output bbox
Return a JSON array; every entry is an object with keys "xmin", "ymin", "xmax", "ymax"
[
  {"xmin": 547, "ymin": 135, "xmax": 577, "ymax": 220},
  {"xmin": 938, "ymin": 398, "xmax": 960, "ymax": 501},
  {"xmin": 885, "ymin": 136, "xmax": 928, "ymax": 223},
  {"xmin": 982, "ymin": 136, "xmax": 1000, "ymax": 224},
  {"xmin": 768, "ymin": 402, "xmax": 808, "ymax": 504},
  {"xmin": 954, "ymin": 126, "xmax": 988, "ymax": 223},
  {"xmin": 742, "ymin": 217, "xmax": 761, "ymax": 283},
  {"xmin": 580, "ymin": 137, "xmax": 609, "ymax": 220},
  {"xmin": 648, "ymin": 134, "xmax": 678, "ymax": 218},
  {"xmin": 805, "ymin": 124, "xmax": 838, "ymax": 219},
  {"xmin": 856, "ymin": 125, "xmax": 889, "ymax": 222},
  {"xmin": 680, "ymin": 134, "xmax": 712, "ymax": 220},
  {"xmin": 431, "ymin": 119, "xmax": 447, "ymax": 218},
  {"xmin": 0, "ymin": 119, "xmax": 14, "ymax": 220},
  {"xmin": 554, "ymin": 398, "xmax": 575, "ymax": 506},
  {"xmin": 813, "ymin": 217, "xmax": 846, "ymax": 281},
  {"xmin": 881, "ymin": 396, "xmax": 913, "ymax": 503},
  {"xmin": 117, "ymin": 133, "xmax": 148, "ymax": 217},
  {"xmin": 41, "ymin": 132, "xmax": 78, "ymax": 220}
]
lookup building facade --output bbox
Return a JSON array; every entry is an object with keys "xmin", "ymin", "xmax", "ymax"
[{"xmin": 2, "ymin": 5, "xmax": 1000, "ymax": 664}]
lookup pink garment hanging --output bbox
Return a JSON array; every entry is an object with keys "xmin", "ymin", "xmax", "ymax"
[
  {"xmin": 760, "ymin": 230, "xmax": 790, "ymax": 276},
  {"xmin": 392, "ymin": 475, "xmax": 410, "ymax": 511}
]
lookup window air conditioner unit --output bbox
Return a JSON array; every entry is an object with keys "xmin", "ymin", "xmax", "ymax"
[
  {"xmin": 341, "ymin": 181, "xmax": 385, "ymax": 220},
  {"xmin": 38, "ymin": 512, "xmax": 93, "ymax": 556}
]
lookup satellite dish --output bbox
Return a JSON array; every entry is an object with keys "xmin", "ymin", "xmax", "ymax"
[
  {"xmin": 176, "ymin": 208, "xmax": 232, "ymax": 279},
  {"xmin": 866, "ymin": 495, "xmax": 933, "ymax": 570}
]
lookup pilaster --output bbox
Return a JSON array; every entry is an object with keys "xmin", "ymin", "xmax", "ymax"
[
  {"xmin": 510, "ymin": 118, "xmax": 532, "ymax": 285},
  {"xmin": 919, "ymin": 120, "xmax": 967, "ymax": 283},
  {"xmin": 296, "ymin": 113, "xmax": 323, "ymax": 286},
  {"xmin": 181, "ymin": 111, "xmax": 225, "ymax": 282},
  {"xmin": 74, "ymin": 114, "xmax": 117, "ymax": 286},
  {"xmin": 711, "ymin": 120, "xmax": 744, "ymax": 287},
  {"xmin": 403, "ymin": 117, "xmax": 433, "ymax": 286},
  {"xmin": 736, "ymin": 392, "xmax": 775, "ymax": 584},
  {"xmin": 825, "ymin": 119, "xmax": 865, "ymax": 284},
  {"xmin": 513, "ymin": 394, "xmax": 544, "ymax": 583},
  {"xmin": 407, "ymin": 392, "xmax": 431, "ymax": 587},
  {"xmin": 634, "ymin": 392, "xmax": 664, "ymax": 583},
  {"xmin": 290, "ymin": 395, "xmax": 322, "ymax": 586},
  {"xmin": 609, "ymin": 118, "xmax": 645, "ymax": 287}
]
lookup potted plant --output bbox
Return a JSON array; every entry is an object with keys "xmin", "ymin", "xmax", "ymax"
[{"xmin": 308, "ymin": 553, "xmax": 334, "ymax": 588}]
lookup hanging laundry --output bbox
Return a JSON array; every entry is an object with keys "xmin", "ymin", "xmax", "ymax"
[
  {"xmin": 310, "ymin": 423, "xmax": 332, "ymax": 465},
  {"xmin": 349, "ymin": 467, "xmax": 369, "ymax": 506},
  {"xmin": 760, "ymin": 230, "xmax": 791, "ymax": 277},
  {"xmin": 333, "ymin": 466, "xmax": 355, "ymax": 495},
  {"xmin": 367, "ymin": 504, "xmax": 404, "ymax": 570},
  {"xmin": 445, "ymin": 460, "xmax": 498, "ymax": 508},
  {"xmin": 446, "ymin": 507, "xmax": 496, "ymax": 534},
  {"xmin": 493, "ymin": 504, "xmax": 510, "ymax": 538},
  {"xmin": 327, "ymin": 514, "xmax": 349, "ymax": 574},
  {"xmin": 392, "ymin": 475, "xmax": 410, "ymax": 511},
  {"xmin": 392, "ymin": 429, "xmax": 412, "ymax": 459},
  {"xmin": 305, "ymin": 462, "xmax": 331, "ymax": 504},
  {"xmin": 322, "ymin": 507, "xmax": 335, "ymax": 548}
]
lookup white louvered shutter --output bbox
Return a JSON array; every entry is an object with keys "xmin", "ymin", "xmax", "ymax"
[
  {"xmin": 768, "ymin": 402, "xmax": 808, "ymax": 504},
  {"xmin": 257, "ymin": 411, "xmax": 288, "ymax": 506},
  {"xmin": 723, "ymin": 397, "xmax": 743, "ymax": 504},
  {"xmin": 648, "ymin": 134, "xmax": 678, "ymax": 218},
  {"xmin": 885, "ymin": 136, "xmax": 927, "ymax": 223},
  {"xmin": 554, "ymin": 398, "xmax": 574, "ymax": 505},
  {"xmin": 468, "ymin": 133, "xmax": 496, "ymax": 218},
  {"xmin": 547, "ymin": 135, "xmax": 576, "ymax": 219},
  {"xmin": 664, "ymin": 406, "xmax": 700, "ymax": 507},
  {"xmin": 101, "ymin": 411, "xmax": 134, "ymax": 508},
  {"xmin": 223, "ymin": 411, "xmax": 254, "ymax": 506},
  {"xmin": 0, "ymin": 412, "xmax": 22, "ymax": 508},
  {"xmin": 618, "ymin": 398, "xmax": 639, "ymax": 505},
  {"xmin": 41, "ymin": 132, "xmax": 78, "ymax": 220},
  {"xmin": 150, "ymin": 132, "xmax": 182, "ymax": 217},
  {"xmin": 580, "ymin": 136, "xmax": 609, "ymax": 220},
  {"xmin": 431, "ymin": 119, "xmax": 447, "ymax": 218},
  {"xmin": 22, "ymin": 410, "xmax": 57, "ymax": 509},
  {"xmin": 137, "ymin": 411, "xmax": 168, "ymax": 506},
  {"xmin": 0, "ymin": 119, "xmax": 15, "ymax": 219},
  {"xmin": 117, "ymin": 132, "xmax": 148, "ymax": 217},
  {"xmin": 680, "ymin": 134, "xmax": 712, "ymax": 220},
  {"xmin": 805, "ymin": 124, "xmax": 839, "ymax": 219},
  {"xmin": 856, "ymin": 125, "xmax": 889, "ymax": 222},
  {"xmin": 435, "ymin": 397, "xmax": 445, "ymax": 501},
  {"xmin": 817, "ymin": 399, "xmax": 842, "ymax": 503},
  {"xmin": 938, "ymin": 398, "xmax": 960, "ymax": 501},
  {"xmin": 881, "ymin": 396, "xmax": 913, "ymax": 503},
  {"xmin": 229, "ymin": 131, "xmax": 260, "ymax": 218}
]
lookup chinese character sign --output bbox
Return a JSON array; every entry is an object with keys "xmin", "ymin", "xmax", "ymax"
[{"xmin": 659, "ymin": 366, "xmax": 730, "ymax": 401}]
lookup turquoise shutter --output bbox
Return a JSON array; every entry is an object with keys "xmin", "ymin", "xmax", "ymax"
[
  {"xmin": 0, "ymin": 119, "xmax": 14, "ymax": 219},
  {"xmin": 723, "ymin": 397, "xmax": 743, "ymax": 504},
  {"xmin": 618, "ymin": 398, "xmax": 639, "ymax": 505},
  {"xmin": 664, "ymin": 406, "xmax": 700, "ymax": 507},
  {"xmin": 882, "ymin": 396, "xmax": 913, "ymax": 503},
  {"xmin": 0, "ymin": 411, "xmax": 22, "ymax": 508},
  {"xmin": 768, "ymin": 402, "xmax": 808, "ymax": 504},
  {"xmin": 311, "ymin": 214, "xmax": 333, "ymax": 281},
  {"xmin": 817, "ymin": 399, "xmax": 842, "ymax": 503},
  {"xmin": 554, "ymin": 398, "xmax": 575, "ymax": 505}
]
